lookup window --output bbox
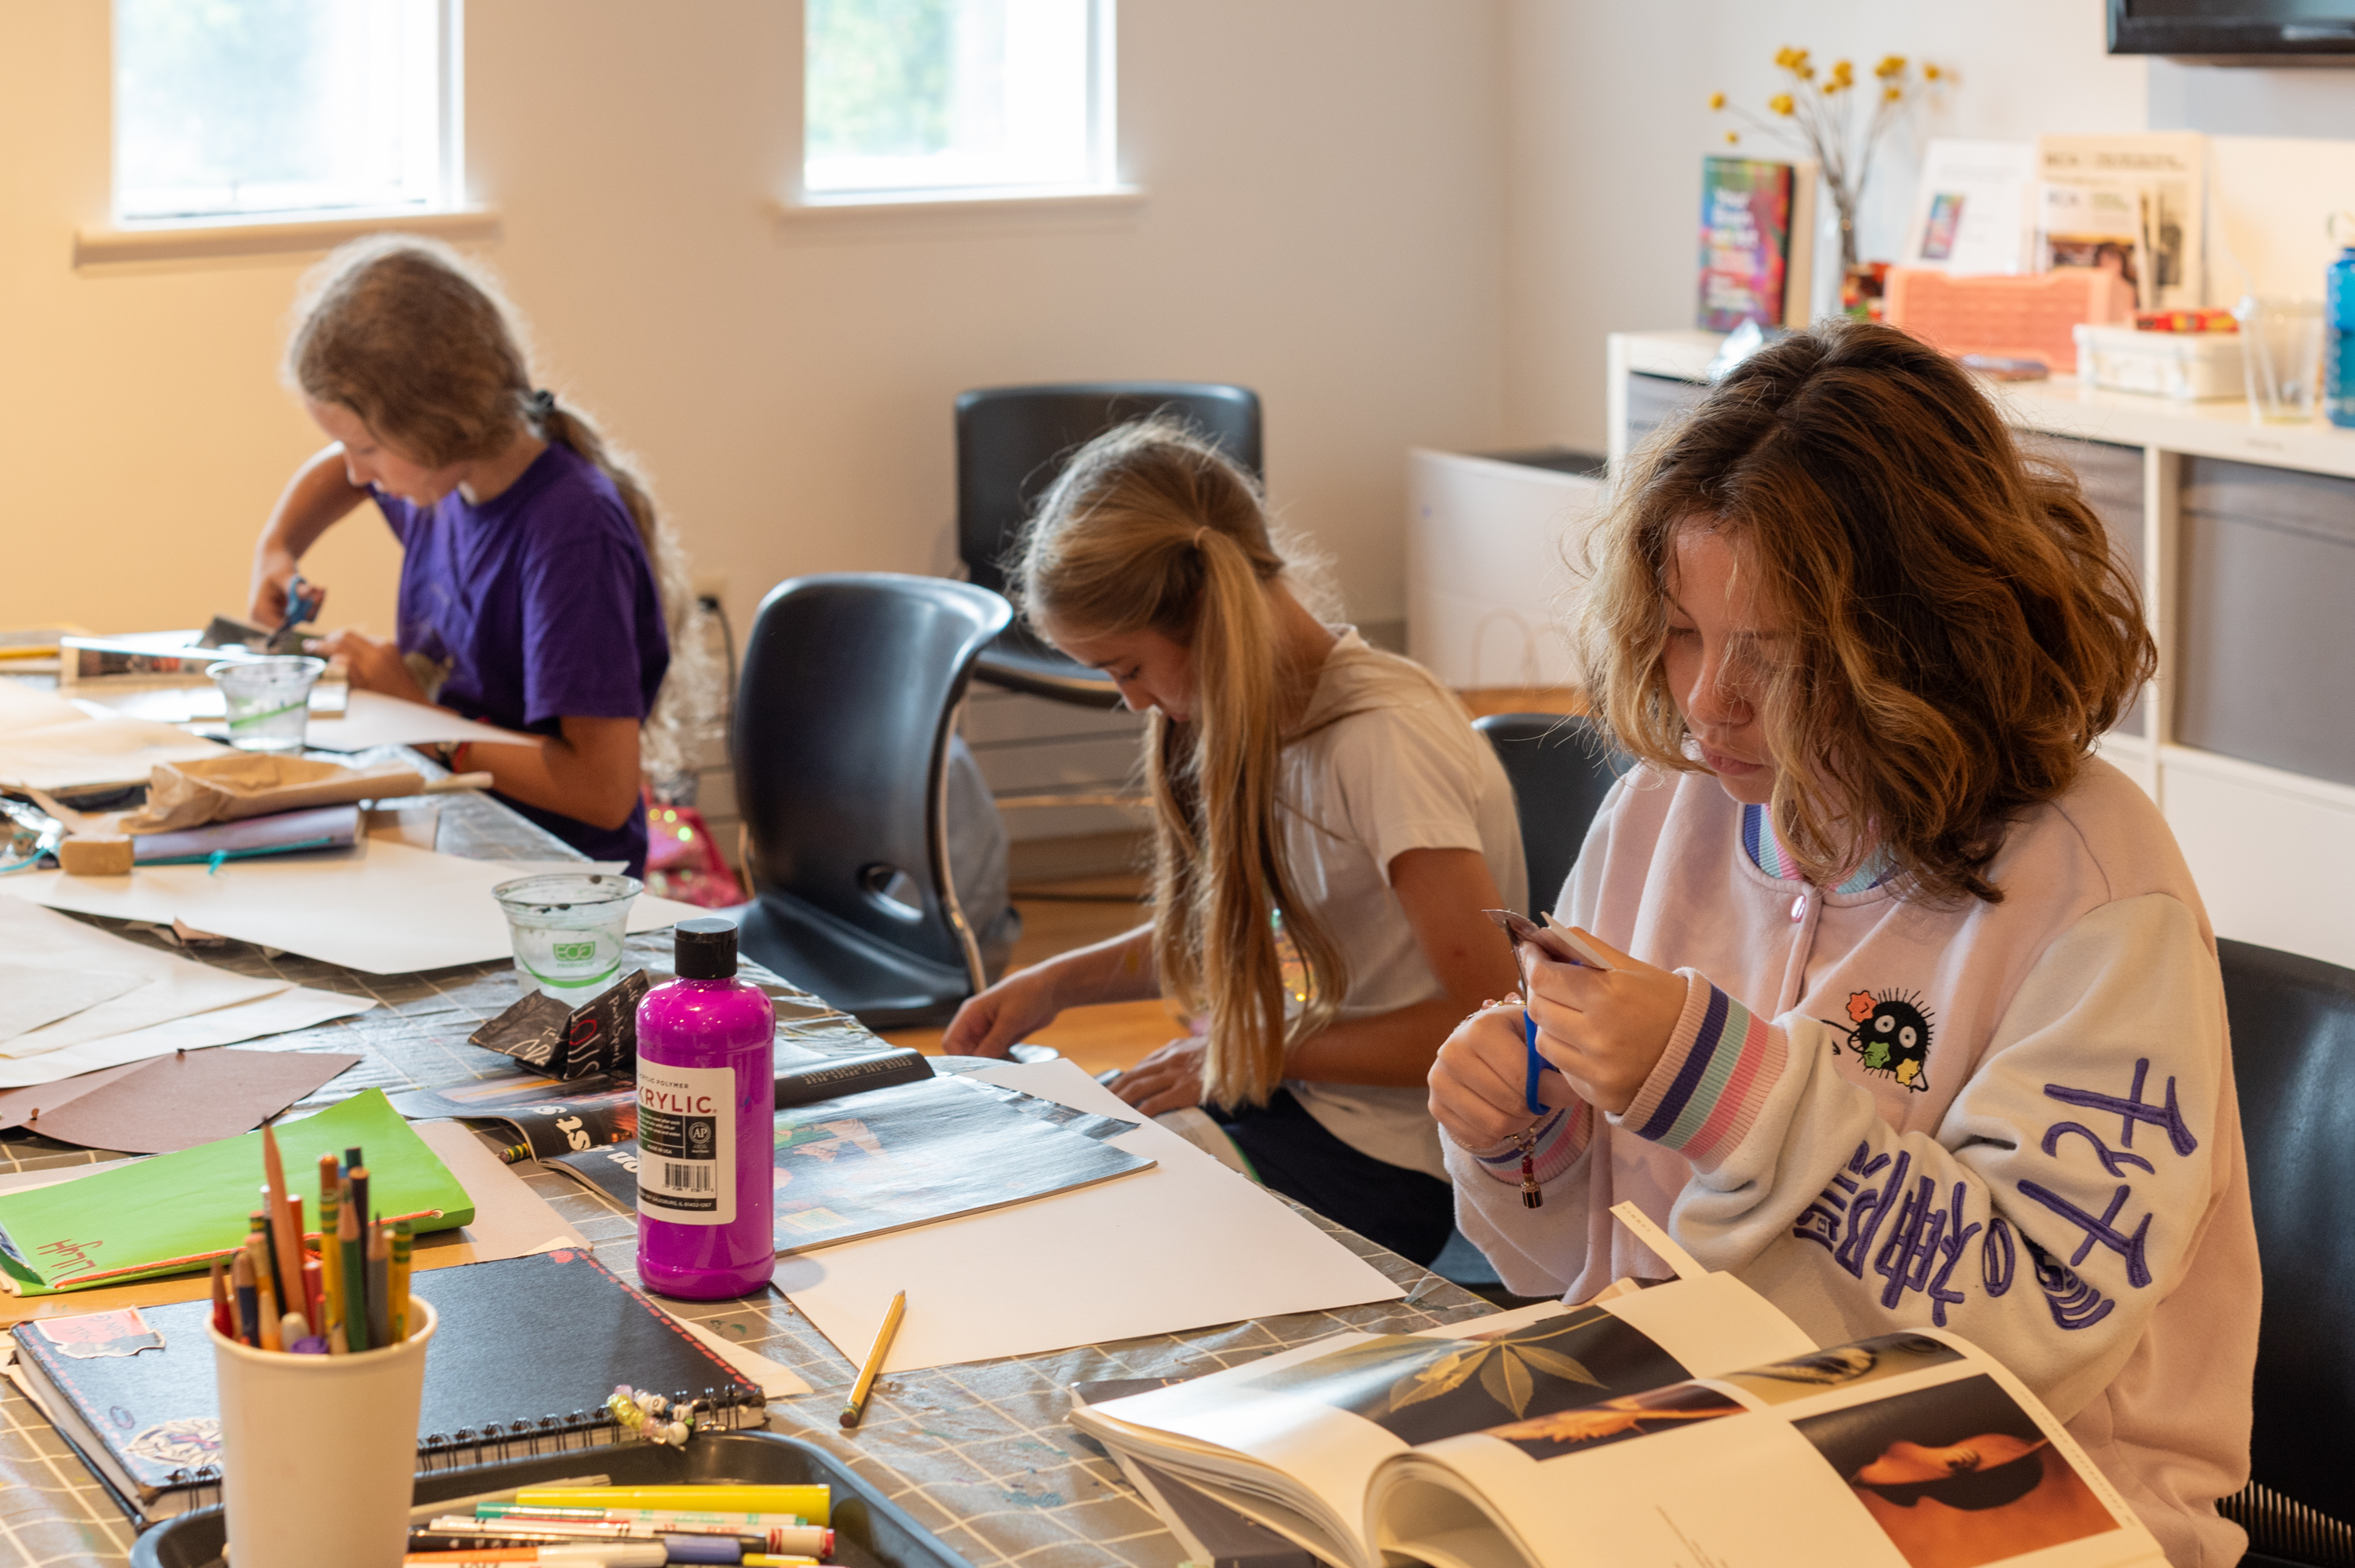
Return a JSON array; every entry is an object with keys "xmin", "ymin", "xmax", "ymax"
[
  {"xmin": 113, "ymin": 0, "xmax": 458, "ymax": 225},
  {"xmin": 803, "ymin": 0, "xmax": 1113, "ymax": 199}
]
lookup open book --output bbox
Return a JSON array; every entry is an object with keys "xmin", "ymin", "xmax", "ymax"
[{"xmin": 1072, "ymin": 1207, "xmax": 2163, "ymax": 1568}]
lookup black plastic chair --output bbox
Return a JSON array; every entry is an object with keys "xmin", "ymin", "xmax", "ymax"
[
  {"xmin": 955, "ymin": 381, "xmax": 1262, "ymax": 709},
  {"xmin": 723, "ymin": 573, "xmax": 1012, "ymax": 1029},
  {"xmin": 2217, "ymin": 938, "xmax": 2355, "ymax": 1567},
  {"xmin": 1473, "ymin": 713, "xmax": 1626, "ymax": 919}
]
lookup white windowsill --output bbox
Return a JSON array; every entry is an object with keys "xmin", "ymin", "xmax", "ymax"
[
  {"xmin": 74, "ymin": 207, "xmax": 502, "ymax": 268},
  {"xmin": 774, "ymin": 184, "xmax": 1145, "ymax": 225}
]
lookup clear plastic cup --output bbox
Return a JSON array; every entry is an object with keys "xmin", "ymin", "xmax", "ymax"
[
  {"xmin": 2234, "ymin": 296, "xmax": 2324, "ymax": 424},
  {"xmin": 207, "ymin": 655, "xmax": 326, "ymax": 753},
  {"xmin": 493, "ymin": 872, "xmax": 644, "ymax": 999}
]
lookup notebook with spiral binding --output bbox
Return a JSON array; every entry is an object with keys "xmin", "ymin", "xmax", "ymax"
[{"xmin": 2, "ymin": 1249, "xmax": 765, "ymax": 1529}]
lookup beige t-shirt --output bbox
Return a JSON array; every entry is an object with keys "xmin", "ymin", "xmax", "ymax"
[{"xmin": 1274, "ymin": 629, "xmax": 1526, "ymax": 1180}]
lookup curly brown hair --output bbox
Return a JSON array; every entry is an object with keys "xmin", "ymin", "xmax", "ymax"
[{"xmin": 1579, "ymin": 319, "xmax": 2154, "ymax": 904}]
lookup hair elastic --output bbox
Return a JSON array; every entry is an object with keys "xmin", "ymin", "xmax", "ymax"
[
  {"xmin": 1193, "ymin": 526, "xmax": 1210, "ymax": 550},
  {"xmin": 526, "ymin": 388, "xmax": 556, "ymax": 418}
]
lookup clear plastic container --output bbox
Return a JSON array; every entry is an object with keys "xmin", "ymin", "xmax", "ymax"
[
  {"xmin": 491, "ymin": 872, "xmax": 643, "ymax": 1000},
  {"xmin": 207, "ymin": 656, "xmax": 326, "ymax": 753}
]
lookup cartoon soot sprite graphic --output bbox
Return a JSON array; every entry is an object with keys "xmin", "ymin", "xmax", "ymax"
[{"xmin": 1837, "ymin": 989, "xmax": 1934, "ymax": 1093}]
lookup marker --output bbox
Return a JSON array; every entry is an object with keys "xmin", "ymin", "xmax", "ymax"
[
  {"xmin": 432, "ymin": 1518, "xmax": 779, "ymax": 1549},
  {"xmin": 367, "ymin": 1220, "xmax": 392, "ymax": 1349},
  {"xmin": 209, "ymin": 1258, "xmax": 232, "ymax": 1339},
  {"xmin": 409, "ymin": 1475, "xmax": 613, "ymax": 1526},
  {"xmin": 287, "ymin": 1194, "xmax": 310, "ymax": 1318},
  {"xmin": 402, "ymin": 1546, "xmax": 665, "ymax": 1566},
  {"xmin": 318, "ymin": 1153, "xmax": 344, "ymax": 1336},
  {"xmin": 345, "ymin": 1143, "xmax": 364, "ymax": 1175},
  {"xmin": 840, "ymin": 1289, "xmax": 905, "ymax": 1428},
  {"xmin": 339, "ymin": 1198, "xmax": 370, "ymax": 1351},
  {"xmin": 513, "ymin": 1491, "xmax": 831, "ymax": 1525},
  {"xmin": 280, "ymin": 1309, "xmax": 309, "ymax": 1347}
]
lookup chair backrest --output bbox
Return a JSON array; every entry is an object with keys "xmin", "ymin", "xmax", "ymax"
[
  {"xmin": 2218, "ymin": 937, "xmax": 2355, "ymax": 1534},
  {"xmin": 732, "ymin": 573, "xmax": 1011, "ymax": 977},
  {"xmin": 955, "ymin": 381, "xmax": 1263, "ymax": 596},
  {"xmin": 1473, "ymin": 713, "xmax": 1625, "ymax": 919}
]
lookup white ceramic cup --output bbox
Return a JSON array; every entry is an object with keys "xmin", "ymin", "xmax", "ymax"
[{"xmin": 208, "ymin": 1296, "xmax": 436, "ymax": 1568}]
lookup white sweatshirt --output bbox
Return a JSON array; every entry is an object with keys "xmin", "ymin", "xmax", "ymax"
[{"xmin": 1446, "ymin": 759, "xmax": 2258, "ymax": 1568}]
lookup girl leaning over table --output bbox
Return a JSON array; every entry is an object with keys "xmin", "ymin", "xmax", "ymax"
[
  {"xmin": 244, "ymin": 235, "xmax": 716, "ymax": 877},
  {"xmin": 943, "ymin": 421, "xmax": 1526, "ymax": 1267},
  {"xmin": 1428, "ymin": 319, "xmax": 2256, "ymax": 1566}
]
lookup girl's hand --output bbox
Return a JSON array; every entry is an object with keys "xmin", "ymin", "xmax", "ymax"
[
  {"xmin": 249, "ymin": 549, "xmax": 323, "ymax": 628},
  {"xmin": 942, "ymin": 966, "xmax": 1062, "ymax": 1059},
  {"xmin": 1520, "ymin": 928, "xmax": 1687, "ymax": 1115},
  {"xmin": 1429, "ymin": 1001, "xmax": 1580, "ymax": 1150},
  {"xmin": 305, "ymin": 629, "xmax": 427, "ymax": 706},
  {"xmin": 1109, "ymin": 1036, "xmax": 1209, "ymax": 1117}
]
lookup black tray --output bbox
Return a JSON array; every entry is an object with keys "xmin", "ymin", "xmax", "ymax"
[{"xmin": 130, "ymin": 1430, "xmax": 974, "ymax": 1568}]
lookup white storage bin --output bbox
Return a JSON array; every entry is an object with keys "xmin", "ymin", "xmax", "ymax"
[{"xmin": 2073, "ymin": 323, "xmax": 2246, "ymax": 400}]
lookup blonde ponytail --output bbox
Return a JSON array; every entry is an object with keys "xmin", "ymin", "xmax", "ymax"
[
  {"xmin": 286, "ymin": 235, "xmax": 719, "ymax": 783},
  {"xmin": 1016, "ymin": 421, "xmax": 1345, "ymax": 1107}
]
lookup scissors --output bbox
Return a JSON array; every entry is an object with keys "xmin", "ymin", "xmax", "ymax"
[
  {"xmin": 267, "ymin": 574, "xmax": 323, "ymax": 654},
  {"xmin": 1484, "ymin": 909, "xmax": 1615, "ymax": 1114}
]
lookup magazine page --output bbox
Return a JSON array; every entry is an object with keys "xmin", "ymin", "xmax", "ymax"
[
  {"xmin": 1368, "ymin": 1331, "xmax": 2163, "ymax": 1568},
  {"xmin": 1077, "ymin": 1275, "xmax": 1812, "ymax": 1568},
  {"xmin": 2035, "ymin": 133, "xmax": 2205, "ymax": 314}
]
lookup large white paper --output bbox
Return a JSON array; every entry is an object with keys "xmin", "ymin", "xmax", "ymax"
[
  {"xmin": 0, "ymin": 986, "xmax": 377, "ymax": 1088},
  {"xmin": 0, "ymin": 899, "xmax": 287, "ymax": 1058},
  {"xmin": 772, "ymin": 1059, "xmax": 1405, "ymax": 1374},
  {"xmin": 271, "ymin": 690, "xmax": 542, "ymax": 753},
  {"xmin": 0, "ymin": 838, "xmax": 705, "ymax": 975},
  {"xmin": 0, "ymin": 681, "xmax": 228, "ymax": 792}
]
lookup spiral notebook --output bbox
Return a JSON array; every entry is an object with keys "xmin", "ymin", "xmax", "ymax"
[{"xmin": 3, "ymin": 1249, "xmax": 765, "ymax": 1529}]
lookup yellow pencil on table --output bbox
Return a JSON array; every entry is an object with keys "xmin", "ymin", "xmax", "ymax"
[{"xmin": 839, "ymin": 1289, "xmax": 906, "ymax": 1429}]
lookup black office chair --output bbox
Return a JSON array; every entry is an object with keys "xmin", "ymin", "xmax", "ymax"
[
  {"xmin": 1473, "ymin": 713, "xmax": 1627, "ymax": 919},
  {"xmin": 723, "ymin": 573, "xmax": 1012, "ymax": 1030},
  {"xmin": 955, "ymin": 381, "xmax": 1262, "ymax": 709},
  {"xmin": 2217, "ymin": 938, "xmax": 2355, "ymax": 1567}
]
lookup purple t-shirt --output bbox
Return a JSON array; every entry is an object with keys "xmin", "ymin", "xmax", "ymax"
[{"xmin": 372, "ymin": 443, "xmax": 669, "ymax": 873}]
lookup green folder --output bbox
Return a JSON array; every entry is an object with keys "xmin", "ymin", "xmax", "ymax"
[{"xmin": 0, "ymin": 1089, "xmax": 474, "ymax": 1296}]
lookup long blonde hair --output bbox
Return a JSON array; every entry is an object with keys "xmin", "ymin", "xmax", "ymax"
[
  {"xmin": 284, "ymin": 234, "xmax": 717, "ymax": 782},
  {"xmin": 1015, "ymin": 421, "xmax": 1342, "ymax": 1107}
]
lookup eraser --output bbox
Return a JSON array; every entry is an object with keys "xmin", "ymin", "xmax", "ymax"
[{"xmin": 57, "ymin": 835, "xmax": 133, "ymax": 876}]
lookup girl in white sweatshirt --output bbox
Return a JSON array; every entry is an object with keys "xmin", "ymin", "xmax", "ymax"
[{"xmin": 1431, "ymin": 320, "xmax": 2257, "ymax": 1566}]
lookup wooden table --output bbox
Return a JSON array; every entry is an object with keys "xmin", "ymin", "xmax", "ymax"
[{"xmin": 0, "ymin": 778, "xmax": 1494, "ymax": 1567}]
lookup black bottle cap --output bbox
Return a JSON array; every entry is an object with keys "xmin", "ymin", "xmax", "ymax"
[{"xmin": 674, "ymin": 917, "xmax": 739, "ymax": 979}]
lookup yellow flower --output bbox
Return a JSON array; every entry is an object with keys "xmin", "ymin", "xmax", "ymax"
[
  {"xmin": 1708, "ymin": 91, "xmax": 1727, "ymax": 110},
  {"xmin": 1924, "ymin": 62, "xmax": 1943, "ymax": 81},
  {"xmin": 1798, "ymin": 62, "xmax": 1816, "ymax": 79},
  {"xmin": 1831, "ymin": 59, "xmax": 1855, "ymax": 87},
  {"xmin": 1883, "ymin": 85, "xmax": 1901, "ymax": 102},
  {"xmin": 1768, "ymin": 93, "xmax": 1795, "ymax": 116},
  {"xmin": 1875, "ymin": 54, "xmax": 1907, "ymax": 78},
  {"xmin": 1774, "ymin": 46, "xmax": 1805, "ymax": 71},
  {"xmin": 1725, "ymin": 130, "xmax": 1740, "ymax": 144}
]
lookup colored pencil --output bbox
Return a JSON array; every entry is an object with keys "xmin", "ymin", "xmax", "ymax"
[
  {"xmin": 251, "ymin": 1237, "xmax": 281, "ymax": 1351},
  {"xmin": 367, "ymin": 1220, "xmax": 391, "ymax": 1349},
  {"xmin": 351, "ymin": 1163, "xmax": 371, "ymax": 1231},
  {"xmin": 317, "ymin": 1154, "xmax": 344, "ymax": 1336},
  {"xmin": 208, "ymin": 1258, "xmax": 232, "ymax": 1339},
  {"xmin": 390, "ymin": 1220, "xmax": 413, "ymax": 1342},
  {"xmin": 249, "ymin": 1209, "xmax": 280, "ymax": 1308},
  {"xmin": 232, "ymin": 1249, "xmax": 259, "ymax": 1346},
  {"xmin": 260, "ymin": 1121, "xmax": 305, "ymax": 1320},
  {"xmin": 304, "ymin": 1255, "xmax": 324, "ymax": 1331},
  {"xmin": 339, "ymin": 1197, "xmax": 370, "ymax": 1351}
]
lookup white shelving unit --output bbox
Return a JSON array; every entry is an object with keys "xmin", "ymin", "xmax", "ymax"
[{"xmin": 1610, "ymin": 329, "xmax": 2355, "ymax": 971}]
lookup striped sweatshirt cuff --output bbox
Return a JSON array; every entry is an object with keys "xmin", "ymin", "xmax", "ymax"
[
  {"xmin": 1614, "ymin": 972, "xmax": 1786, "ymax": 1171},
  {"xmin": 1464, "ymin": 1101, "xmax": 1594, "ymax": 1189}
]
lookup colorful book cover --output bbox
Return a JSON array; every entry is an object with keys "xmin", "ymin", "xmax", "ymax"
[{"xmin": 1698, "ymin": 156, "xmax": 1797, "ymax": 331}]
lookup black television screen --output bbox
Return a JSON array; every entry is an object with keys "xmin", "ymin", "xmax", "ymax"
[{"xmin": 2111, "ymin": 0, "xmax": 2355, "ymax": 54}]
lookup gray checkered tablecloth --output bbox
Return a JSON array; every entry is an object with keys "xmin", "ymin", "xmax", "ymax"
[{"xmin": 0, "ymin": 775, "xmax": 1495, "ymax": 1567}]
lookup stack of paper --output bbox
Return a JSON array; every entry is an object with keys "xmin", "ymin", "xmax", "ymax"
[
  {"xmin": 0, "ymin": 682, "xmax": 225, "ymax": 794},
  {"xmin": 0, "ymin": 899, "xmax": 371, "ymax": 1087},
  {"xmin": 0, "ymin": 837, "xmax": 706, "ymax": 975}
]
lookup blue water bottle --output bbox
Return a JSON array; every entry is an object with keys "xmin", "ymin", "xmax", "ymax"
[{"xmin": 2327, "ymin": 242, "xmax": 2355, "ymax": 428}]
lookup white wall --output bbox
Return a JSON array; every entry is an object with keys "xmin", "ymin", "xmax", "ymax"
[
  {"xmin": 0, "ymin": 2, "xmax": 1507, "ymax": 644},
  {"xmin": 1502, "ymin": 0, "xmax": 2149, "ymax": 452}
]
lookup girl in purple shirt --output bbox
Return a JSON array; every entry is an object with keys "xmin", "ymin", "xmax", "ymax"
[{"xmin": 247, "ymin": 237, "xmax": 710, "ymax": 875}]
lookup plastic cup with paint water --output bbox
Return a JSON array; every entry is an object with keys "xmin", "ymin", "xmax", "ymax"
[
  {"xmin": 493, "ymin": 871, "xmax": 643, "ymax": 999},
  {"xmin": 2235, "ymin": 295, "xmax": 2325, "ymax": 424},
  {"xmin": 207, "ymin": 655, "xmax": 326, "ymax": 753},
  {"xmin": 210, "ymin": 1297, "xmax": 436, "ymax": 1568}
]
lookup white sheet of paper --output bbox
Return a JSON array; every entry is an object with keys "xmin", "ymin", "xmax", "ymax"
[
  {"xmin": 0, "ymin": 966, "xmax": 144, "ymax": 1042},
  {"xmin": 0, "ymin": 689, "xmax": 228, "ymax": 791},
  {"xmin": 772, "ymin": 1059, "xmax": 1405, "ymax": 1374},
  {"xmin": 274, "ymin": 690, "xmax": 542, "ymax": 753},
  {"xmin": 0, "ymin": 899, "xmax": 288, "ymax": 1058},
  {"xmin": 0, "ymin": 986, "xmax": 377, "ymax": 1088},
  {"xmin": 0, "ymin": 838, "xmax": 705, "ymax": 975}
]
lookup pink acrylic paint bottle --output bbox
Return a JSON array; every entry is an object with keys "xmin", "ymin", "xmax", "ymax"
[{"xmin": 635, "ymin": 917, "xmax": 774, "ymax": 1299}]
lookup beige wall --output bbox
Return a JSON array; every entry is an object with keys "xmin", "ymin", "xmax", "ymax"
[
  {"xmin": 0, "ymin": 2, "xmax": 1507, "ymax": 644},
  {"xmin": 1501, "ymin": 0, "xmax": 2151, "ymax": 453}
]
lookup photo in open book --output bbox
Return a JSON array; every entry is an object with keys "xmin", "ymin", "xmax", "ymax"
[
  {"xmin": 1239, "ymin": 1304, "xmax": 1687, "ymax": 1446},
  {"xmin": 1718, "ymin": 1333, "xmax": 1961, "ymax": 1408},
  {"xmin": 1794, "ymin": 1374, "xmax": 2116, "ymax": 1568},
  {"xmin": 1482, "ymin": 1380, "xmax": 1745, "ymax": 1457}
]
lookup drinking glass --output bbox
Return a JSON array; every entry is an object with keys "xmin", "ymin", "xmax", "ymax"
[
  {"xmin": 2234, "ymin": 296, "xmax": 2324, "ymax": 424},
  {"xmin": 493, "ymin": 872, "xmax": 644, "ymax": 999}
]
